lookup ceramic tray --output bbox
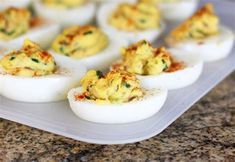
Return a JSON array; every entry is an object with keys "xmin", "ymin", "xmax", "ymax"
[{"xmin": 0, "ymin": 0, "xmax": 234, "ymax": 144}]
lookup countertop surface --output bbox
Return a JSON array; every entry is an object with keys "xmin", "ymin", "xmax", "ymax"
[{"xmin": 1, "ymin": 72, "xmax": 235, "ymax": 162}]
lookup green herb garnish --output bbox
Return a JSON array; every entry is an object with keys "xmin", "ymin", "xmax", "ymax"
[
  {"xmin": 162, "ymin": 59, "xmax": 168, "ymax": 71},
  {"xmin": 142, "ymin": 40, "xmax": 148, "ymax": 44},
  {"xmin": 189, "ymin": 33, "xmax": 193, "ymax": 38},
  {"xmin": 124, "ymin": 82, "xmax": 131, "ymax": 88},
  {"xmin": 31, "ymin": 58, "xmax": 39, "ymax": 63},
  {"xmin": 71, "ymin": 47, "xmax": 81, "ymax": 54},
  {"xmin": 60, "ymin": 46, "xmax": 65, "ymax": 53},
  {"xmin": 85, "ymin": 96, "xmax": 91, "ymax": 100},
  {"xmin": 83, "ymin": 31, "xmax": 93, "ymax": 35},
  {"xmin": 0, "ymin": 28, "xmax": 5, "ymax": 33},
  {"xmin": 9, "ymin": 56, "xmax": 15, "ymax": 61},
  {"xmin": 6, "ymin": 30, "xmax": 15, "ymax": 36},
  {"xmin": 196, "ymin": 29, "xmax": 206, "ymax": 36},
  {"xmin": 140, "ymin": 19, "xmax": 146, "ymax": 23},
  {"xmin": 0, "ymin": 28, "xmax": 15, "ymax": 35},
  {"xmin": 96, "ymin": 70, "xmax": 103, "ymax": 79}
]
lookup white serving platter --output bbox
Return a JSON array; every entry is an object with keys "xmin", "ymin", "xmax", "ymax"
[{"xmin": 0, "ymin": 0, "xmax": 234, "ymax": 144}]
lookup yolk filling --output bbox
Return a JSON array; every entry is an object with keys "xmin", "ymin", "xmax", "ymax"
[
  {"xmin": 0, "ymin": 7, "xmax": 31, "ymax": 40},
  {"xmin": 0, "ymin": 39, "xmax": 56, "ymax": 77},
  {"xmin": 167, "ymin": 3, "xmax": 219, "ymax": 43},
  {"xmin": 113, "ymin": 40, "xmax": 180, "ymax": 75},
  {"xmin": 109, "ymin": 2, "xmax": 161, "ymax": 32},
  {"xmin": 52, "ymin": 26, "xmax": 109, "ymax": 59},
  {"xmin": 75, "ymin": 70, "xmax": 144, "ymax": 104}
]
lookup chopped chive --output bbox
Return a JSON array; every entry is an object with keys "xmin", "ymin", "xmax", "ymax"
[
  {"xmin": 196, "ymin": 29, "xmax": 206, "ymax": 36},
  {"xmin": 6, "ymin": 30, "xmax": 15, "ymax": 36},
  {"xmin": 124, "ymin": 82, "xmax": 131, "ymax": 88},
  {"xmin": 140, "ymin": 19, "xmax": 146, "ymax": 23},
  {"xmin": 59, "ymin": 46, "xmax": 70, "ymax": 56},
  {"xmin": 31, "ymin": 58, "xmax": 39, "ymax": 63},
  {"xmin": 0, "ymin": 28, "xmax": 5, "ymax": 32},
  {"xmin": 189, "ymin": 33, "xmax": 193, "ymax": 38},
  {"xmin": 60, "ymin": 46, "xmax": 64, "ymax": 53},
  {"xmin": 9, "ymin": 56, "xmax": 15, "ymax": 61},
  {"xmin": 0, "ymin": 28, "xmax": 15, "ymax": 35},
  {"xmin": 83, "ymin": 31, "xmax": 93, "ymax": 35},
  {"xmin": 96, "ymin": 70, "xmax": 103, "ymax": 79},
  {"xmin": 142, "ymin": 40, "xmax": 148, "ymax": 45},
  {"xmin": 85, "ymin": 96, "xmax": 91, "ymax": 100},
  {"xmin": 71, "ymin": 47, "xmax": 81, "ymax": 54},
  {"xmin": 162, "ymin": 59, "xmax": 168, "ymax": 71}
]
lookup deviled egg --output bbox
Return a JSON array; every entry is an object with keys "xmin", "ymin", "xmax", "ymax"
[
  {"xmin": 97, "ymin": 2, "xmax": 165, "ymax": 43},
  {"xmin": 68, "ymin": 70, "xmax": 167, "ymax": 124},
  {"xmin": 0, "ymin": 39, "xmax": 86, "ymax": 103},
  {"xmin": 0, "ymin": 7, "xmax": 60, "ymax": 50},
  {"xmin": 166, "ymin": 3, "xmax": 235, "ymax": 62},
  {"xmin": 111, "ymin": 40, "xmax": 203, "ymax": 90},
  {"xmin": 0, "ymin": 0, "xmax": 32, "ymax": 11},
  {"xmin": 139, "ymin": 0, "xmax": 198, "ymax": 21},
  {"xmin": 33, "ymin": 0, "xmax": 96, "ymax": 27},
  {"xmin": 49, "ymin": 25, "xmax": 128, "ymax": 71}
]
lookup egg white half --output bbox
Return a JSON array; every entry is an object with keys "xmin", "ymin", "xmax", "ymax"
[
  {"xmin": 68, "ymin": 87, "xmax": 167, "ymax": 124},
  {"xmin": 0, "ymin": 20, "xmax": 60, "ymax": 51},
  {"xmin": 0, "ymin": 54, "xmax": 87, "ymax": 103},
  {"xmin": 50, "ymin": 37, "xmax": 128, "ymax": 72},
  {"xmin": 168, "ymin": 26, "xmax": 235, "ymax": 62},
  {"xmin": 97, "ymin": 2, "xmax": 165, "ymax": 44},
  {"xmin": 0, "ymin": 0, "xmax": 32, "ymax": 11},
  {"xmin": 33, "ymin": 0, "xmax": 96, "ymax": 28},
  {"xmin": 158, "ymin": 0, "xmax": 198, "ymax": 21},
  {"xmin": 137, "ymin": 49, "xmax": 203, "ymax": 90},
  {"xmin": 111, "ymin": 49, "xmax": 203, "ymax": 90}
]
